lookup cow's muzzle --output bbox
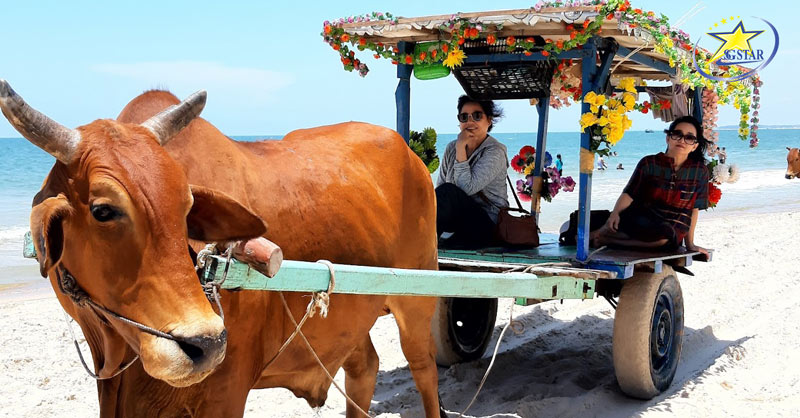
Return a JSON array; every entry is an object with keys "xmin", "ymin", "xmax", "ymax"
[
  {"xmin": 174, "ymin": 329, "xmax": 228, "ymax": 372},
  {"xmin": 787, "ymin": 174, "xmax": 796, "ymax": 179}
]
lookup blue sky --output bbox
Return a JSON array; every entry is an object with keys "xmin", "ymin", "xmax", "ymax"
[{"xmin": 0, "ymin": 0, "xmax": 792, "ymax": 137}]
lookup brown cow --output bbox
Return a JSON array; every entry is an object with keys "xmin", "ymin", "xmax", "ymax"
[
  {"xmin": 787, "ymin": 147, "xmax": 800, "ymax": 179},
  {"xmin": 1, "ymin": 81, "xmax": 440, "ymax": 417}
]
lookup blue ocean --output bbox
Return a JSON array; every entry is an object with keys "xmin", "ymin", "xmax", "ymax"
[{"xmin": 1, "ymin": 129, "xmax": 798, "ymax": 284}]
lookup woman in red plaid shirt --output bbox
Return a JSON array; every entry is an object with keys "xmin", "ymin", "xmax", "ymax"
[{"xmin": 591, "ymin": 116, "xmax": 710, "ymax": 256}]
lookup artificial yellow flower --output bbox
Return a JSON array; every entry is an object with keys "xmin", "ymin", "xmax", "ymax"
[
  {"xmin": 580, "ymin": 112, "xmax": 598, "ymax": 131},
  {"xmin": 443, "ymin": 48, "xmax": 466, "ymax": 68},
  {"xmin": 608, "ymin": 127, "xmax": 624, "ymax": 145},
  {"xmin": 607, "ymin": 98, "xmax": 621, "ymax": 109},
  {"xmin": 523, "ymin": 164, "xmax": 534, "ymax": 175},
  {"xmin": 596, "ymin": 116, "xmax": 610, "ymax": 127},
  {"xmin": 607, "ymin": 111, "xmax": 623, "ymax": 126},
  {"xmin": 583, "ymin": 91, "xmax": 606, "ymax": 112},
  {"xmin": 622, "ymin": 93, "xmax": 636, "ymax": 111},
  {"xmin": 618, "ymin": 77, "xmax": 637, "ymax": 93},
  {"xmin": 622, "ymin": 114, "xmax": 633, "ymax": 130}
]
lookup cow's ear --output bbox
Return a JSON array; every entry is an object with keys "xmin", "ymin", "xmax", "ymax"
[
  {"xmin": 30, "ymin": 195, "xmax": 72, "ymax": 277},
  {"xmin": 789, "ymin": 147, "xmax": 792, "ymax": 151},
  {"xmin": 187, "ymin": 185, "xmax": 267, "ymax": 242}
]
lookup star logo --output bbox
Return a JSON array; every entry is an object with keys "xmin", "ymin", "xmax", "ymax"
[{"xmin": 707, "ymin": 21, "xmax": 764, "ymax": 63}]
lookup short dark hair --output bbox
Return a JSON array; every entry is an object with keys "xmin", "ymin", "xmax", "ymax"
[
  {"xmin": 457, "ymin": 95, "xmax": 504, "ymax": 132},
  {"xmin": 668, "ymin": 115, "xmax": 708, "ymax": 162},
  {"xmin": 557, "ymin": 154, "xmax": 562, "ymax": 158}
]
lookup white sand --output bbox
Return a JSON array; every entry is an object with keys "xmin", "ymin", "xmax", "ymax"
[{"xmin": 2, "ymin": 210, "xmax": 800, "ymax": 417}]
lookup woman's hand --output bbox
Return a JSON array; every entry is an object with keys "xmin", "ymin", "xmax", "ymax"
[
  {"xmin": 685, "ymin": 243, "xmax": 709, "ymax": 257},
  {"xmin": 456, "ymin": 129, "xmax": 479, "ymax": 162},
  {"xmin": 605, "ymin": 211, "xmax": 621, "ymax": 232}
]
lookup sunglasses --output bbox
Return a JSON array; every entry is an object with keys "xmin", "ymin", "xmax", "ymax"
[
  {"xmin": 457, "ymin": 111, "xmax": 485, "ymax": 123},
  {"xmin": 664, "ymin": 129, "xmax": 698, "ymax": 145}
]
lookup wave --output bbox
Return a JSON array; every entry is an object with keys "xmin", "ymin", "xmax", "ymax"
[
  {"xmin": 720, "ymin": 169, "xmax": 799, "ymax": 192},
  {"xmin": 0, "ymin": 226, "xmax": 28, "ymax": 245}
]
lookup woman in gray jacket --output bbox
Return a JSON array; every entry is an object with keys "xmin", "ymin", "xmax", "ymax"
[{"xmin": 436, "ymin": 95, "xmax": 509, "ymax": 248}]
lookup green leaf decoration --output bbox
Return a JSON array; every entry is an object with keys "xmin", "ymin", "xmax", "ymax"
[{"xmin": 409, "ymin": 127, "xmax": 439, "ymax": 173}]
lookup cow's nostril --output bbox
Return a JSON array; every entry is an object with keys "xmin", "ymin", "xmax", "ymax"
[{"xmin": 175, "ymin": 330, "xmax": 227, "ymax": 364}]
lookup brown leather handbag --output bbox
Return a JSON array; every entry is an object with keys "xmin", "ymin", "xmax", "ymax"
[{"xmin": 481, "ymin": 176, "xmax": 540, "ymax": 247}]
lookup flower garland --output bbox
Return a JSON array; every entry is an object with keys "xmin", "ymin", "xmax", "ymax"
[
  {"xmin": 749, "ymin": 77, "xmax": 762, "ymax": 148},
  {"xmin": 702, "ymin": 89, "xmax": 720, "ymax": 157},
  {"xmin": 324, "ymin": 0, "xmax": 762, "ymax": 149},
  {"xmin": 511, "ymin": 146, "xmax": 576, "ymax": 202},
  {"xmin": 550, "ymin": 59, "xmax": 582, "ymax": 109}
]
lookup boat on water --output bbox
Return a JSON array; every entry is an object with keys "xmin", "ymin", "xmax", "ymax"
[{"xmin": 645, "ymin": 129, "xmax": 655, "ymax": 133}]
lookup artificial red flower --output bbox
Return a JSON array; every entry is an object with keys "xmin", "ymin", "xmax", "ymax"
[
  {"xmin": 583, "ymin": 20, "xmax": 590, "ymax": 29},
  {"xmin": 374, "ymin": 54, "xmax": 380, "ymax": 59},
  {"xmin": 487, "ymin": 34, "xmax": 497, "ymax": 45},
  {"xmin": 419, "ymin": 51, "xmax": 427, "ymax": 60},
  {"xmin": 359, "ymin": 38, "xmax": 367, "ymax": 46},
  {"xmin": 442, "ymin": 43, "xmax": 449, "ymax": 53},
  {"xmin": 340, "ymin": 34, "xmax": 350, "ymax": 43},
  {"xmin": 324, "ymin": 25, "xmax": 332, "ymax": 34},
  {"xmin": 556, "ymin": 40, "xmax": 564, "ymax": 49},
  {"xmin": 432, "ymin": 49, "xmax": 438, "ymax": 58},
  {"xmin": 519, "ymin": 145, "xmax": 536, "ymax": 157},
  {"xmin": 510, "ymin": 155, "xmax": 526, "ymax": 173},
  {"xmin": 458, "ymin": 37, "xmax": 465, "ymax": 45},
  {"xmin": 333, "ymin": 44, "xmax": 340, "ymax": 51},
  {"xmin": 518, "ymin": 192, "xmax": 532, "ymax": 202},
  {"xmin": 566, "ymin": 24, "xmax": 574, "ymax": 31},
  {"xmin": 606, "ymin": 13, "xmax": 614, "ymax": 20},
  {"xmin": 524, "ymin": 51, "xmax": 532, "ymax": 56},
  {"xmin": 506, "ymin": 36, "xmax": 516, "ymax": 46},
  {"xmin": 405, "ymin": 55, "xmax": 413, "ymax": 64},
  {"xmin": 708, "ymin": 183, "xmax": 722, "ymax": 205},
  {"xmin": 542, "ymin": 50, "xmax": 550, "ymax": 57},
  {"xmin": 570, "ymin": 31, "xmax": 577, "ymax": 40}
]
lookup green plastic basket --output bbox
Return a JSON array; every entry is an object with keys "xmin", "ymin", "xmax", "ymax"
[{"xmin": 413, "ymin": 42, "xmax": 451, "ymax": 81}]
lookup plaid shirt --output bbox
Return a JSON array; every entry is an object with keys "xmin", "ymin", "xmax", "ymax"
[{"xmin": 623, "ymin": 153, "xmax": 709, "ymax": 242}]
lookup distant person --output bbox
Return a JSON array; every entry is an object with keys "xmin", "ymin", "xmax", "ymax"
[
  {"xmin": 591, "ymin": 115, "xmax": 710, "ymax": 256},
  {"xmin": 617, "ymin": 163, "xmax": 624, "ymax": 170},
  {"xmin": 596, "ymin": 155, "xmax": 607, "ymax": 171},
  {"xmin": 719, "ymin": 147, "xmax": 727, "ymax": 164},
  {"xmin": 555, "ymin": 154, "xmax": 563, "ymax": 175},
  {"xmin": 436, "ymin": 95, "xmax": 508, "ymax": 248}
]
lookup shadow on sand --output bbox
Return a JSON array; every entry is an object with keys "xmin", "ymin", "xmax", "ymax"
[{"xmin": 369, "ymin": 304, "xmax": 748, "ymax": 418}]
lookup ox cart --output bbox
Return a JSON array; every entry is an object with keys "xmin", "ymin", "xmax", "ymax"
[
  {"xmin": 200, "ymin": 4, "xmax": 755, "ymax": 401},
  {"xmin": 21, "ymin": 3, "xmax": 758, "ymax": 410}
]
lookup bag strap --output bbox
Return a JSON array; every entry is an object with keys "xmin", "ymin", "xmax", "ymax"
[
  {"xmin": 478, "ymin": 175, "xmax": 530, "ymax": 215},
  {"xmin": 506, "ymin": 175, "xmax": 524, "ymax": 210}
]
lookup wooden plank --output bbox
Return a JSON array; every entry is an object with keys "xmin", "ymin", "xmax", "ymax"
[
  {"xmin": 438, "ymin": 257, "xmax": 617, "ymax": 279},
  {"xmin": 204, "ymin": 257, "xmax": 596, "ymax": 300}
]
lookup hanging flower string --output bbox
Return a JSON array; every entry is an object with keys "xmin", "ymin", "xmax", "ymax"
[
  {"xmin": 323, "ymin": 0, "xmax": 762, "ymax": 147},
  {"xmin": 511, "ymin": 146, "xmax": 575, "ymax": 202}
]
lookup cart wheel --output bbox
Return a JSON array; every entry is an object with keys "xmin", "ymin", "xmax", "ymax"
[
  {"xmin": 431, "ymin": 297, "xmax": 497, "ymax": 366},
  {"xmin": 613, "ymin": 266, "xmax": 683, "ymax": 399}
]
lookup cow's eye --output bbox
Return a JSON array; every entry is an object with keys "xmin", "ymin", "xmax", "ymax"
[{"xmin": 91, "ymin": 204, "xmax": 121, "ymax": 222}]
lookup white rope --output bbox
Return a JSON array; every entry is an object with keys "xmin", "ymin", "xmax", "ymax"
[{"xmin": 455, "ymin": 302, "xmax": 520, "ymax": 418}]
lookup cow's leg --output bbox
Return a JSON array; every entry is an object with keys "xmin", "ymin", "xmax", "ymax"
[
  {"xmin": 386, "ymin": 295, "xmax": 441, "ymax": 418},
  {"xmin": 343, "ymin": 334, "xmax": 379, "ymax": 418}
]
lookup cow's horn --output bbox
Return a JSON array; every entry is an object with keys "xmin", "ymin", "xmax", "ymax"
[
  {"xmin": 0, "ymin": 80, "xmax": 81, "ymax": 163},
  {"xmin": 142, "ymin": 90, "xmax": 207, "ymax": 146}
]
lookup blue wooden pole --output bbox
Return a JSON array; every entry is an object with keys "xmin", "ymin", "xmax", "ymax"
[
  {"xmin": 395, "ymin": 41, "xmax": 414, "ymax": 143},
  {"xmin": 577, "ymin": 39, "xmax": 598, "ymax": 262},
  {"xmin": 532, "ymin": 96, "xmax": 550, "ymax": 222}
]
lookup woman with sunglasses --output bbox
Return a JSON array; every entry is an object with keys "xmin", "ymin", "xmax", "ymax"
[
  {"xmin": 436, "ymin": 95, "xmax": 508, "ymax": 248},
  {"xmin": 591, "ymin": 115, "xmax": 710, "ymax": 256}
]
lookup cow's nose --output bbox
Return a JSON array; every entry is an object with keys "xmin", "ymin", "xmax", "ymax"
[
  {"xmin": 175, "ymin": 329, "xmax": 227, "ymax": 371},
  {"xmin": 787, "ymin": 174, "xmax": 794, "ymax": 179}
]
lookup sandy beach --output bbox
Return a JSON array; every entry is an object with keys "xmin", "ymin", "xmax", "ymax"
[{"xmin": 1, "ymin": 208, "xmax": 799, "ymax": 417}]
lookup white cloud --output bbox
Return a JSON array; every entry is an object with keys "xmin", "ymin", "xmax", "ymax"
[{"xmin": 92, "ymin": 61, "xmax": 294, "ymax": 102}]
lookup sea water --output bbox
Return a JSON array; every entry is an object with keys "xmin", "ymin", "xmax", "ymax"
[{"xmin": 1, "ymin": 130, "xmax": 798, "ymax": 284}]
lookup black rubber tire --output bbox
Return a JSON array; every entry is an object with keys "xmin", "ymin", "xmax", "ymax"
[
  {"xmin": 613, "ymin": 266, "xmax": 684, "ymax": 399},
  {"xmin": 431, "ymin": 297, "xmax": 498, "ymax": 366}
]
